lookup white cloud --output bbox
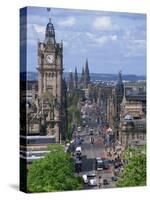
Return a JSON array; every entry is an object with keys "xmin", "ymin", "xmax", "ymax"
[
  {"xmin": 63, "ymin": 41, "xmax": 69, "ymax": 47},
  {"xmin": 33, "ymin": 24, "xmax": 45, "ymax": 34},
  {"xmin": 28, "ymin": 15, "xmax": 47, "ymax": 25},
  {"xmin": 132, "ymin": 39, "xmax": 146, "ymax": 48},
  {"xmin": 58, "ymin": 17, "xmax": 76, "ymax": 27},
  {"xmin": 95, "ymin": 35, "xmax": 117, "ymax": 45},
  {"xmin": 111, "ymin": 35, "xmax": 117, "ymax": 41},
  {"xmin": 85, "ymin": 32, "xmax": 95, "ymax": 40},
  {"xmin": 95, "ymin": 36, "xmax": 108, "ymax": 45},
  {"xmin": 26, "ymin": 24, "xmax": 45, "ymax": 46},
  {"xmin": 85, "ymin": 32, "xmax": 118, "ymax": 46},
  {"xmin": 124, "ymin": 39, "xmax": 146, "ymax": 57},
  {"xmin": 93, "ymin": 16, "xmax": 112, "ymax": 30}
]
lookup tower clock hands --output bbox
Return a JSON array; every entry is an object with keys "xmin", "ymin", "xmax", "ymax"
[{"xmin": 46, "ymin": 54, "xmax": 54, "ymax": 64}]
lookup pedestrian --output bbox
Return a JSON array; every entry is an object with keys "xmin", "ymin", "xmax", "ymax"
[
  {"xmin": 109, "ymin": 151, "xmax": 112, "ymax": 158},
  {"xmin": 92, "ymin": 137, "xmax": 94, "ymax": 144},
  {"xmin": 90, "ymin": 136, "xmax": 94, "ymax": 144},
  {"xmin": 99, "ymin": 176, "xmax": 103, "ymax": 188}
]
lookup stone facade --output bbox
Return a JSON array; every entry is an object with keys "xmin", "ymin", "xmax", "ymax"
[
  {"xmin": 119, "ymin": 119, "xmax": 146, "ymax": 147},
  {"xmin": 118, "ymin": 92, "xmax": 146, "ymax": 147},
  {"xmin": 36, "ymin": 19, "xmax": 64, "ymax": 143}
]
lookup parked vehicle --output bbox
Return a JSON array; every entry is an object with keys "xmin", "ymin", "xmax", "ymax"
[
  {"xmin": 95, "ymin": 157, "xmax": 103, "ymax": 170},
  {"xmin": 111, "ymin": 176, "xmax": 118, "ymax": 181},
  {"xmin": 82, "ymin": 174, "xmax": 88, "ymax": 184},
  {"xmin": 88, "ymin": 178, "xmax": 97, "ymax": 186},
  {"xmin": 102, "ymin": 159, "xmax": 110, "ymax": 170},
  {"xmin": 77, "ymin": 126, "xmax": 81, "ymax": 132},
  {"xmin": 87, "ymin": 171, "xmax": 96, "ymax": 177},
  {"xmin": 89, "ymin": 128, "xmax": 93, "ymax": 135},
  {"xmin": 75, "ymin": 157, "xmax": 82, "ymax": 173},
  {"xmin": 75, "ymin": 146, "xmax": 82, "ymax": 157}
]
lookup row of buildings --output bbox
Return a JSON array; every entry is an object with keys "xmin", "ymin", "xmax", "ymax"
[
  {"xmin": 20, "ymin": 16, "xmax": 146, "ymax": 162},
  {"xmin": 98, "ymin": 72, "xmax": 146, "ymax": 147},
  {"xmin": 67, "ymin": 63, "xmax": 146, "ymax": 148}
]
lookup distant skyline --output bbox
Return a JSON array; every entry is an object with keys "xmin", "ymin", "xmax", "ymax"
[{"xmin": 21, "ymin": 7, "xmax": 146, "ymax": 75}]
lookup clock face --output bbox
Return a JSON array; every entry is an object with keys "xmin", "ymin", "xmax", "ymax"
[{"xmin": 46, "ymin": 54, "xmax": 54, "ymax": 64}]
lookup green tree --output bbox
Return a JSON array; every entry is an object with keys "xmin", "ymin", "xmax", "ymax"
[
  {"xmin": 117, "ymin": 146, "xmax": 146, "ymax": 187},
  {"xmin": 27, "ymin": 144, "xmax": 82, "ymax": 192},
  {"xmin": 68, "ymin": 92, "xmax": 80, "ymax": 107},
  {"xmin": 67, "ymin": 122, "xmax": 73, "ymax": 141},
  {"xmin": 68, "ymin": 105, "xmax": 81, "ymax": 124},
  {"xmin": 66, "ymin": 91, "xmax": 81, "ymax": 140}
]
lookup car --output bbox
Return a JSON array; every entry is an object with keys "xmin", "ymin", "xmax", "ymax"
[
  {"xmin": 111, "ymin": 176, "xmax": 118, "ymax": 181},
  {"xmin": 75, "ymin": 146, "xmax": 81, "ymax": 152},
  {"xmin": 75, "ymin": 158, "xmax": 82, "ymax": 173},
  {"xmin": 82, "ymin": 174, "xmax": 88, "ymax": 184},
  {"xmin": 89, "ymin": 128, "xmax": 93, "ymax": 135},
  {"xmin": 88, "ymin": 178, "xmax": 97, "ymax": 186},
  {"xmin": 95, "ymin": 157, "xmax": 103, "ymax": 171},
  {"xmin": 81, "ymin": 138, "xmax": 84, "ymax": 143},
  {"xmin": 102, "ymin": 159, "xmax": 110, "ymax": 170},
  {"xmin": 87, "ymin": 171, "xmax": 96, "ymax": 177},
  {"xmin": 75, "ymin": 146, "xmax": 82, "ymax": 156},
  {"xmin": 77, "ymin": 126, "xmax": 81, "ymax": 132}
]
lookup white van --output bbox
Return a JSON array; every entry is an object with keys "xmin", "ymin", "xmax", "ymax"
[
  {"xmin": 75, "ymin": 146, "xmax": 82, "ymax": 156},
  {"xmin": 77, "ymin": 126, "xmax": 81, "ymax": 132}
]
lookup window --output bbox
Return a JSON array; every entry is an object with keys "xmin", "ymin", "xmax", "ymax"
[{"xmin": 138, "ymin": 124, "xmax": 143, "ymax": 129}]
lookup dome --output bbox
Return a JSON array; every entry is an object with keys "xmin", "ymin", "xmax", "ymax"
[
  {"xmin": 46, "ymin": 21, "xmax": 54, "ymax": 29},
  {"xmin": 124, "ymin": 114, "xmax": 133, "ymax": 121},
  {"xmin": 46, "ymin": 22, "xmax": 54, "ymax": 33},
  {"xmin": 45, "ymin": 20, "xmax": 55, "ymax": 37},
  {"xmin": 44, "ymin": 18, "xmax": 55, "ymax": 44}
]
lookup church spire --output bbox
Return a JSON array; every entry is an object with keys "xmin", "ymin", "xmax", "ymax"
[
  {"xmin": 122, "ymin": 83, "xmax": 126, "ymax": 105},
  {"xmin": 80, "ymin": 66, "xmax": 84, "ymax": 83},
  {"xmin": 84, "ymin": 58, "xmax": 90, "ymax": 88},
  {"xmin": 117, "ymin": 71, "xmax": 123, "ymax": 85},
  {"xmin": 74, "ymin": 67, "xmax": 78, "ymax": 88},
  {"xmin": 68, "ymin": 71, "xmax": 74, "ymax": 92},
  {"xmin": 116, "ymin": 70, "xmax": 124, "ymax": 95}
]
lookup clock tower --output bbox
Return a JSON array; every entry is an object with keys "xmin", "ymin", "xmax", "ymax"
[{"xmin": 37, "ymin": 18, "xmax": 63, "ymax": 143}]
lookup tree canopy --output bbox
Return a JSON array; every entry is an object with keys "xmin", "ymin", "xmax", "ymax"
[
  {"xmin": 67, "ymin": 92, "xmax": 81, "ymax": 140},
  {"xmin": 117, "ymin": 146, "xmax": 146, "ymax": 187},
  {"xmin": 27, "ymin": 144, "xmax": 82, "ymax": 192}
]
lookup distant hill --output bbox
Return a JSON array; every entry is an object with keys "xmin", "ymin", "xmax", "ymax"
[{"xmin": 20, "ymin": 71, "xmax": 146, "ymax": 82}]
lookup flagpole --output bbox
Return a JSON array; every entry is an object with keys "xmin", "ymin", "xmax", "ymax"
[{"xmin": 47, "ymin": 8, "xmax": 51, "ymax": 20}]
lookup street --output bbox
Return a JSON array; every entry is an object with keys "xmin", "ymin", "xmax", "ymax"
[
  {"xmin": 77, "ymin": 133, "xmax": 116, "ymax": 189},
  {"xmin": 73, "ymin": 101, "xmax": 117, "ymax": 190}
]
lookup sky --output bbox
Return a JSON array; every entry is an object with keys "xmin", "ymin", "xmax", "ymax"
[{"xmin": 21, "ymin": 6, "xmax": 146, "ymax": 75}]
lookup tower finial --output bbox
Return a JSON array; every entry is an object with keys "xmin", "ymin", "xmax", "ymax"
[
  {"xmin": 47, "ymin": 8, "xmax": 51, "ymax": 20},
  {"xmin": 47, "ymin": 8, "xmax": 51, "ymax": 12},
  {"xmin": 122, "ymin": 83, "xmax": 126, "ymax": 104}
]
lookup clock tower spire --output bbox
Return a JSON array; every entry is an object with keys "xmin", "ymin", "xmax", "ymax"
[
  {"xmin": 37, "ymin": 17, "xmax": 63, "ymax": 143},
  {"xmin": 44, "ymin": 18, "xmax": 56, "ymax": 44}
]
